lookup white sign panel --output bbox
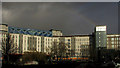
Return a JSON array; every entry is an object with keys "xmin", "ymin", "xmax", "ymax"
[{"xmin": 96, "ymin": 26, "xmax": 106, "ymax": 31}]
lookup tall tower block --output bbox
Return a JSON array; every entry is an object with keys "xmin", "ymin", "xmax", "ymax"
[{"xmin": 95, "ymin": 25, "xmax": 107, "ymax": 48}]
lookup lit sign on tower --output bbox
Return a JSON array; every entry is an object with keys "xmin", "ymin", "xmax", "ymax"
[{"xmin": 96, "ymin": 26, "xmax": 106, "ymax": 31}]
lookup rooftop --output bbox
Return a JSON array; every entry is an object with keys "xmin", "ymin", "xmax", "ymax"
[{"xmin": 8, "ymin": 26, "xmax": 52, "ymax": 37}]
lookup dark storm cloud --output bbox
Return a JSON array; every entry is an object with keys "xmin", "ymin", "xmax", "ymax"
[{"xmin": 2, "ymin": 2, "xmax": 118, "ymax": 35}]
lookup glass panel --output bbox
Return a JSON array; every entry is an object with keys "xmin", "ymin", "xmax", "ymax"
[{"xmin": 111, "ymin": 38, "xmax": 114, "ymax": 40}]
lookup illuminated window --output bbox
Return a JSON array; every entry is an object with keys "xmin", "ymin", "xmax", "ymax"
[
  {"xmin": 117, "ymin": 38, "xmax": 119, "ymax": 40},
  {"xmin": 111, "ymin": 38, "xmax": 114, "ymax": 40},
  {"xmin": 107, "ymin": 38, "xmax": 109, "ymax": 40},
  {"xmin": 112, "ymin": 45, "xmax": 114, "ymax": 48},
  {"xmin": 111, "ymin": 42, "xmax": 114, "ymax": 44}
]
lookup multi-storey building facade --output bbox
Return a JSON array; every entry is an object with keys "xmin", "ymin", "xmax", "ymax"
[
  {"xmin": 107, "ymin": 34, "xmax": 120, "ymax": 50},
  {"xmin": 21, "ymin": 34, "xmax": 42, "ymax": 53},
  {"xmin": 0, "ymin": 24, "xmax": 120, "ymax": 60},
  {"xmin": 73, "ymin": 35, "xmax": 90, "ymax": 58},
  {"xmin": 95, "ymin": 25, "xmax": 107, "ymax": 48},
  {"xmin": 9, "ymin": 33, "xmax": 20, "ymax": 53},
  {"xmin": 51, "ymin": 35, "xmax": 91, "ymax": 59},
  {"xmin": 0, "ymin": 24, "xmax": 63, "ymax": 54}
]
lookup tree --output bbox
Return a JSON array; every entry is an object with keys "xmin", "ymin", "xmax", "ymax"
[
  {"xmin": 21, "ymin": 52, "xmax": 47, "ymax": 64},
  {"xmin": 50, "ymin": 41, "xmax": 68, "ymax": 61},
  {"xmin": 1, "ymin": 33, "xmax": 18, "ymax": 64}
]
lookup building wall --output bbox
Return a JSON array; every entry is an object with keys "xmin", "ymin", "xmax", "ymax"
[
  {"xmin": 0, "ymin": 24, "xmax": 8, "ymax": 32},
  {"xmin": 0, "ymin": 32, "xmax": 20, "ymax": 54},
  {"xmin": 0, "ymin": 32, "xmax": 7, "ymax": 51},
  {"xmin": 107, "ymin": 35, "xmax": 120, "ymax": 50},
  {"xmin": 44, "ymin": 37, "xmax": 53, "ymax": 54},
  {"xmin": 51, "ymin": 36, "xmax": 91, "ymax": 58},
  {"xmin": 0, "ymin": 24, "xmax": 8, "ymax": 51},
  {"xmin": 95, "ymin": 26, "xmax": 107, "ymax": 48},
  {"xmin": 1, "ymin": 24, "xmax": 120, "ymax": 60},
  {"xmin": 64, "ymin": 37, "xmax": 72, "ymax": 56},
  {"xmin": 21, "ymin": 34, "xmax": 43, "ymax": 53},
  {"xmin": 0, "ymin": 32, "xmax": 91, "ymax": 58},
  {"xmin": 9, "ymin": 33, "xmax": 20, "ymax": 54},
  {"xmin": 94, "ymin": 26, "xmax": 107, "ymax": 61},
  {"xmin": 51, "ymin": 30, "xmax": 62, "ymax": 36},
  {"xmin": 74, "ymin": 36, "xmax": 90, "ymax": 58}
]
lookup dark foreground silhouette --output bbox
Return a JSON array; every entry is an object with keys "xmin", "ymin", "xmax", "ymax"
[{"xmin": 1, "ymin": 61, "xmax": 116, "ymax": 68}]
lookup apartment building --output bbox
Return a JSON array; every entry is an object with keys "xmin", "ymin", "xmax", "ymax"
[
  {"xmin": 74, "ymin": 35, "xmax": 90, "ymax": 58},
  {"xmin": 107, "ymin": 34, "xmax": 120, "ymax": 50},
  {"xmin": 52, "ymin": 35, "xmax": 91, "ymax": 58},
  {"xmin": 0, "ymin": 24, "xmax": 8, "ymax": 51},
  {"xmin": 0, "ymin": 24, "xmax": 120, "ymax": 60}
]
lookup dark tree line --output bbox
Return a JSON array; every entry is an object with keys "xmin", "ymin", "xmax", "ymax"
[
  {"xmin": 50, "ymin": 41, "xmax": 68, "ymax": 61},
  {"xmin": 21, "ymin": 52, "xmax": 47, "ymax": 64}
]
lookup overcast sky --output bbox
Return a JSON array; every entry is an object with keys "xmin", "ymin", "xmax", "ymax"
[{"xmin": 2, "ymin": 2, "xmax": 118, "ymax": 35}]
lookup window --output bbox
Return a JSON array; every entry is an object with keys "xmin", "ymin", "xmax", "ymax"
[
  {"xmin": 68, "ymin": 39, "xmax": 70, "ymax": 41},
  {"xmin": 68, "ymin": 45, "xmax": 70, "ymax": 48},
  {"xmin": 111, "ymin": 42, "xmax": 114, "ymax": 44},
  {"xmin": 111, "ymin": 38, "xmax": 114, "ymax": 40},
  {"xmin": 112, "ymin": 45, "xmax": 114, "ymax": 48},
  {"xmin": 107, "ymin": 42, "xmax": 108, "ymax": 44},
  {"xmin": 68, "ymin": 42, "xmax": 70, "ymax": 45},
  {"xmin": 99, "ymin": 45, "xmax": 101, "ymax": 46},
  {"xmin": 68, "ymin": 50, "xmax": 70, "ymax": 52}
]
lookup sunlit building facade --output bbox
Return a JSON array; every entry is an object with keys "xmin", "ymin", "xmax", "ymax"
[
  {"xmin": 0, "ymin": 24, "xmax": 120, "ymax": 60},
  {"xmin": 107, "ymin": 34, "xmax": 120, "ymax": 50},
  {"xmin": 73, "ymin": 35, "xmax": 90, "ymax": 58}
]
